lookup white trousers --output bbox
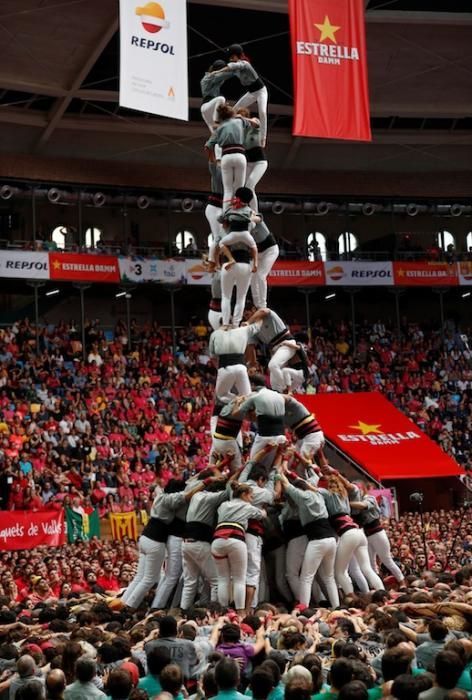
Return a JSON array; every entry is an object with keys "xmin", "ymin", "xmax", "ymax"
[
  {"xmin": 208, "ymin": 308, "xmax": 222, "ymax": 331},
  {"xmin": 250, "ymin": 433, "xmax": 287, "ymax": 460},
  {"xmin": 335, "ymin": 528, "xmax": 384, "ymax": 594},
  {"xmin": 286, "ymin": 534, "xmax": 307, "ymax": 600},
  {"xmin": 368, "ymin": 530, "xmax": 404, "ymax": 582},
  {"xmin": 245, "ymin": 161, "xmax": 268, "ymax": 211},
  {"xmin": 234, "ymin": 86, "xmax": 269, "ymax": 145},
  {"xmin": 180, "ymin": 540, "xmax": 218, "ymax": 610},
  {"xmin": 211, "ymin": 437, "xmax": 242, "ymax": 468},
  {"xmin": 221, "ymin": 153, "xmax": 247, "ymax": 207},
  {"xmin": 283, "ymin": 368, "xmax": 304, "ymax": 393},
  {"xmin": 295, "ymin": 431, "xmax": 325, "ymax": 461},
  {"xmin": 269, "ymin": 343, "xmax": 297, "ymax": 393},
  {"xmin": 221, "ymin": 262, "xmax": 251, "ymax": 327},
  {"xmin": 250, "ymin": 244, "xmax": 279, "ymax": 309},
  {"xmin": 206, "ymin": 204, "xmax": 222, "ymax": 263},
  {"xmin": 299, "ymin": 537, "xmax": 339, "ymax": 608},
  {"xmin": 211, "ymin": 537, "xmax": 247, "ymax": 610},
  {"xmin": 246, "ymin": 533, "xmax": 262, "ymax": 588},
  {"xmin": 215, "ymin": 364, "xmax": 251, "ymax": 404},
  {"xmin": 152, "ymin": 535, "xmax": 183, "ymax": 609},
  {"xmin": 201, "ymin": 96, "xmax": 225, "ymax": 132},
  {"xmin": 122, "ymin": 536, "xmax": 166, "ymax": 609}
]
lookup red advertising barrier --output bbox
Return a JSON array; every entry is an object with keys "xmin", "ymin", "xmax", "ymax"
[
  {"xmin": 393, "ymin": 261, "xmax": 459, "ymax": 286},
  {"xmin": 298, "ymin": 392, "xmax": 463, "ymax": 481},
  {"xmin": 289, "ymin": 0, "xmax": 371, "ymax": 141},
  {"xmin": 268, "ymin": 260, "xmax": 325, "ymax": 286},
  {"xmin": 0, "ymin": 510, "xmax": 65, "ymax": 551},
  {"xmin": 49, "ymin": 253, "xmax": 120, "ymax": 282}
]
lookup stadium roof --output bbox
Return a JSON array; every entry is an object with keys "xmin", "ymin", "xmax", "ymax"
[{"xmin": 0, "ymin": 1, "xmax": 472, "ymax": 191}]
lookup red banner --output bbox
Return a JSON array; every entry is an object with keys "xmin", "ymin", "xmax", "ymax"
[
  {"xmin": 268, "ymin": 260, "xmax": 325, "ymax": 286},
  {"xmin": 49, "ymin": 253, "xmax": 120, "ymax": 283},
  {"xmin": 0, "ymin": 511, "xmax": 65, "ymax": 551},
  {"xmin": 289, "ymin": 0, "xmax": 371, "ymax": 141},
  {"xmin": 298, "ymin": 393, "xmax": 463, "ymax": 481},
  {"xmin": 393, "ymin": 261, "xmax": 459, "ymax": 286}
]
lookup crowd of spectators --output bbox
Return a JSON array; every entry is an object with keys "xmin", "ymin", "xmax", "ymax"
[{"xmin": 0, "ymin": 313, "xmax": 468, "ymax": 698}]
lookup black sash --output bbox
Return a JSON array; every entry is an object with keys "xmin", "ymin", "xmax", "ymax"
[
  {"xmin": 248, "ymin": 78, "xmax": 264, "ymax": 93},
  {"xmin": 185, "ymin": 521, "xmax": 214, "ymax": 543},
  {"xmin": 258, "ymin": 415, "xmax": 284, "ymax": 437},
  {"xmin": 218, "ymin": 353, "xmax": 245, "ymax": 368},
  {"xmin": 304, "ymin": 518, "xmax": 335, "ymax": 541},
  {"xmin": 142, "ymin": 517, "xmax": 168, "ymax": 543}
]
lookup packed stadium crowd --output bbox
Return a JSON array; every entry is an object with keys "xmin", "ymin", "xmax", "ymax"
[{"xmin": 0, "ymin": 36, "xmax": 471, "ymax": 700}]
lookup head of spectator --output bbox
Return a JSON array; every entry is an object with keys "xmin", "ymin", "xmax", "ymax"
[
  {"xmin": 159, "ymin": 616, "xmax": 178, "ymax": 639},
  {"xmin": 284, "ymin": 678, "xmax": 312, "ymax": 700},
  {"xmin": 214, "ymin": 658, "xmax": 240, "ymax": 692},
  {"xmin": 249, "ymin": 668, "xmax": 274, "ymax": 700},
  {"xmin": 159, "ymin": 664, "xmax": 183, "ymax": 698},
  {"xmin": 338, "ymin": 681, "xmax": 368, "ymax": 700},
  {"xmin": 106, "ymin": 668, "xmax": 133, "ymax": 700},
  {"xmin": 329, "ymin": 659, "xmax": 354, "ymax": 692},
  {"xmin": 16, "ymin": 680, "xmax": 45, "ymax": 700},
  {"xmin": 433, "ymin": 651, "xmax": 464, "ymax": 691},
  {"xmin": 45, "ymin": 669, "xmax": 66, "ymax": 700},
  {"xmin": 381, "ymin": 648, "xmax": 412, "ymax": 682},
  {"xmin": 74, "ymin": 656, "xmax": 97, "ymax": 686}
]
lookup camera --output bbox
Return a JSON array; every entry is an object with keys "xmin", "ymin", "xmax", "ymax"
[{"xmin": 409, "ymin": 492, "xmax": 424, "ymax": 504}]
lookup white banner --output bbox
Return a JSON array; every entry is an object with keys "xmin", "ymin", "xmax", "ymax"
[
  {"xmin": 119, "ymin": 257, "xmax": 188, "ymax": 283},
  {"xmin": 324, "ymin": 261, "xmax": 394, "ymax": 286},
  {"xmin": 119, "ymin": 0, "xmax": 188, "ymax": 120},
  {"xmin": 458, "ymin": 262, "xmax": 472, "ymax": 286},
  {"xmin": 0, "ymin": 251, "xmax": 49, "ymax": 279},
  {"xmin": 185, "ymin": 260, "xmax": 213, "ymax": 286}
]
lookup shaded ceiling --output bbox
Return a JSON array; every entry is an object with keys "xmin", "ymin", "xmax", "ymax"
[{"xmin": 0, "ymin": 0, "xmax": 471, "ymax": 187}]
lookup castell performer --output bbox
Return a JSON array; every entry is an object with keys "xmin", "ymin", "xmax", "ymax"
[
  {"xmin": 236, "ymin": 107, "xmax": 267, "ymax": 211},
  {"xmin": 235, "ymin": 373, "xmax": 286, "ymax": 459},
  {"xmin": 250, "ymin": 220, "xmax": 279, "ymax": 311},
  {"xmin": 180, "ymin": 471, "xmax": 228, "ymax": 611},
  {"xmin": 349, "ymin": 482, "xmax": 405, "ymax": 587},
  {"xmin": 200, "ymin": 60, "xmax": 229, "ymax": 133},
  {"xmin": 246, "ymin": 307, "xmax": 299, "ymax": 393},
  {"xmin": 278, "ymin": 468, "xmax": 339, "ymax": 609},
  {"xmin": 205, "ymin": 160, "xmax": 224, "ymax": 273},
  {"xmin": 211, "ymin": 397, "xmax": 244, "ymax": 468},
  {"xmin": 213, "ymin": 44, "xmax": 269, "ymax": 147},
  {"xmin": 209, "ymin": 321, "xmax": 261, "ymax": 404},
  {"xmin": 284, "ymin": 395, "xmax": 326, "ymax": 463},
  {"xmin": 208, "ymin": 270, "xmax": 222, "ymax": 332}
]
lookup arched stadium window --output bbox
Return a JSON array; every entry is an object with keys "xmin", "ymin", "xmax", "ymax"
[
  {"xmin": 176, "ymin": 230, "xmax": 196, "ymax": 254},
  {"xmin": 307, "ymin": 232, "xmax": 327, "ymax": 261},
  {"xmin": 51, "ymin": 226, "xmax": 66, "ymax": 250},
  {"xmin": 437, "ymin": 230, "xmax": 455, "ymax": 251},
  {"xmin": 85, "ymin": 227, "xmax": 102, "ymax": 248},
  {"xmin": 338, "ymin": 232, "xmax": 358, "ymax": 256},
  {"xmin": 467, "ymin": 232, "xmax": 472, "ymax": 252}
]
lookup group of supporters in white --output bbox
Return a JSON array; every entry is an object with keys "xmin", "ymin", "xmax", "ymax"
[{"xmin": 122, "ymin": 44, "xmax": 403, "ymax": 615}]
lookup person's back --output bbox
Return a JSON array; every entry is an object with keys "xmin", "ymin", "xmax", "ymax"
[
  {"xmin": 416, "ymin": 621, "xmax": 449, "ymax": 672},
  {"xmin": 144, "ymin": 616, "xmax": 198, "ymax": 680},
  {"xmin": 9, "ymin": 655, "xmax": 44, "ymax": 700},
  {"xmin": 418, "ymin": 651, "xmax": 464, "ymax": 700},
  {"xmin": 64, "ymin": 657, "xmax": 105, "ymax": 700},
  {"xmin": 138, "ymin": 647, "xmax": 171, "ymax": 698},
  {"xmin": 46, "ymin": 669, "xmax": 66, "ymax": 700}
]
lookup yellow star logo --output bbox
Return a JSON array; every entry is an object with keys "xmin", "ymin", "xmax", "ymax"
[
  {"xmin": 315, "ymin": 15, "xmax": 341, "ymax": 43},
  {"xmin": 398, "ymin": 268, "xmax": 405, "ymax": 277},
  {"xmin": 53, "ymin": 260, "xmax": 61, "ymax": 270},
  {"xmin": 349, "ymin": 421, "xmax": 383, "ymax": 435}
]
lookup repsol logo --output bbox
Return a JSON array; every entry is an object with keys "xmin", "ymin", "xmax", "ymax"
[
  {"xmin": 131, "ymin": 36, "xmax": 175, "ymax": 54},
  {"xmin": 352, "ymin": 270, "xmax": 391, "ymax": 278},
  {"xmin": 6, "ymin": 260, "xmax": 47, "ymax": 271}
]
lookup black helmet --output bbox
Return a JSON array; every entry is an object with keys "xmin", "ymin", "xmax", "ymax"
[
  {"xmin": 210, "ymin": 59, "xmax": 226, "ymax": 72},
  {"xmin": 227, "ymin": 43, "xmax": 244, "ymax": 57}
]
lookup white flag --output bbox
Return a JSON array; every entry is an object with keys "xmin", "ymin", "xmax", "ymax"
[{"xmin": 119, "ymin": 0, "xmax": 188, "ymax": 121}]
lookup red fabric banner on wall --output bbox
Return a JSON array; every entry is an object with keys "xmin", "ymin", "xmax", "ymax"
[
  {"xmin": 297, "ymin": 393, "xmax": 463, "ymax": 481},
  {"xmin": 393, "ymin": 262, "xmax": 459, "ymax": 286},
  {"xmin": 289, "ymin": 0, "xmax": 371, "ymax": 141},
  {"xmin": 49, "ymin": 253, "xmax": 120, "ymax": 283},
  {"xmin": 268, "ymin": 260, "xmax": 325, "ymax": 286},
  {"xmin": 0, "ymin": 511, "xmax": 65, "ymax": 551}
]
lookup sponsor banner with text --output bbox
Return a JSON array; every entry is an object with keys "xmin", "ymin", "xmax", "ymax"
[
  {"xmin": 325, "ymin": 261, "xmax": 393, "ymax": 286},
  {"xmin": 49, "ymin": 253, "xmax": 120, "ymax": 283},
  {"xmin": 268, "ymin": 260, "xmax": 325, "ymax": 286},
  {"xmin": 0, "ymin": 251, "xmax": 49, "ymax": 279},
  {"xmin": 0, "ymin": 510, "xmax": 65, "ymax": 551},
  {"xmin": 299, "ymin": 392, "xmax": 463, "ymax": 481},
  {"xmin": 393, "ymin": 261, "xmax": 459, "ymax": 286},
  {"xmin": 458, "ymin": 261, "xmax": 472, "ymax": 286},
  {"xmin": 289, "ymin": 0, "xmax": 371, "ymax": 141},
  {"xmin": 119, "ymin": 0, "xmax": 188, "ymax": 121}
]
